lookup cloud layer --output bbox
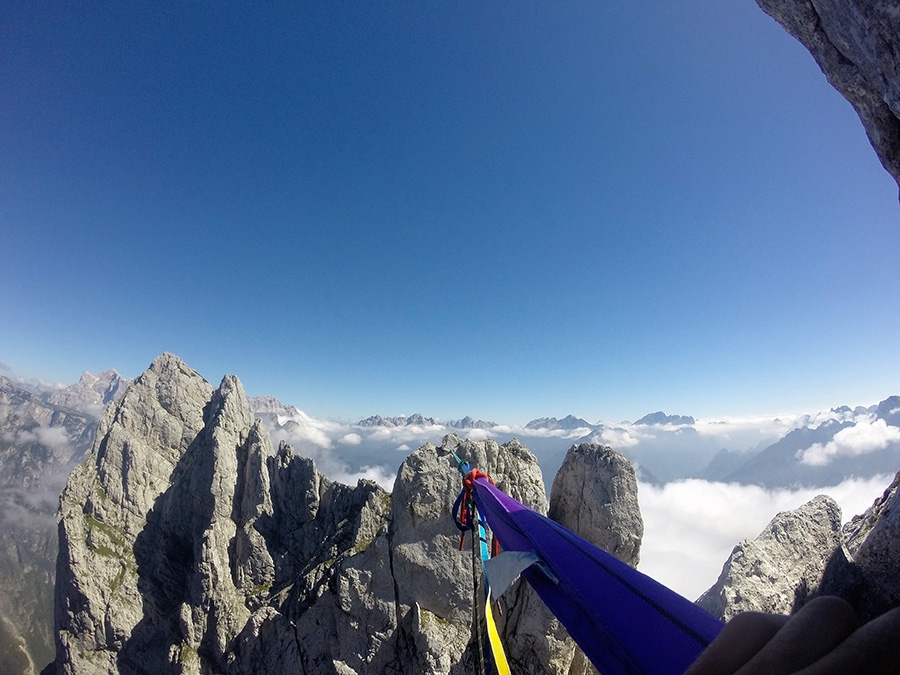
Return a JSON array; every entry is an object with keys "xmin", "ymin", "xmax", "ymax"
[
  {"xmin": 253, "ymin": 404, "xmax": 898, "ymax": 602},
  {"xmin": 637, "ymin": 475, "xmax": 893, "ymax": 601},
  {"xmin": 797, "ymin": 416, "xmax": 900, "ymax": 466}
]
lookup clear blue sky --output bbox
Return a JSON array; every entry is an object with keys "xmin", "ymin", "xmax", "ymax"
[{"xmin": 2, "ymin": 1, "xmax": 898, "ymax": 424}]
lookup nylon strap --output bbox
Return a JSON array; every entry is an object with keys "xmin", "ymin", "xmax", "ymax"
[{"xmin": 453, "ymin": 452, "xmax": 511, "ymax": 675}]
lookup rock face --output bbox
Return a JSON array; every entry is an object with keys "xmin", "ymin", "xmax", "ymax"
[
  {"xmin": 755, "ymin": 0, "xmax": 900, "ymax": 191},
  {"xmin": 47, "ymin": 370, "xmax": 130, "ymax": 417},
  {"xmin": 390, "ymin": 434, "xmax": 572, "ymax": 675},
  {"xmin": 50, "ymin": 354, "xmax": 397, "ymax": 674},
  {"xmin": 843, "ymin": 470, "xmax": 900, "ymax": 607},
  {"xmin": 697, "ymin": 479, "xmax": 900, "ymax": 625},
  {"xmin": 46, "ymin": 355, "xmax": 647, "ymax": 675},
  {"xmin": 697, "ymin": 495, "xmax": 844, "ymax": 620},
  {"xmin": 549, "ymin": 444, "xmax": 643, "ymax": 567},
  {"xmin": 818, "ymin": 469, "xmax": 900, "ymax": 623},
  {"xmin": 548, "ymin": 444, "xmax": 644, "ymax": 675}
]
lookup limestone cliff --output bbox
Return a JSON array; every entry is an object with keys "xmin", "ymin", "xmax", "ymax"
[
  {"xmin": 548, "ymin": 444, "xmax": 643, "ymax": 675},
  {"xmin": 46, "ymin": 355, "xmax": 646, "ymax": 675},
  {"xmin": 696, "ymin": 495, "xmax": 844, "ymax": 620},
  {"xmin": 549, "ymin": 443, "xmax": 643, "ymax": 567},
  {"xmin": 697, "ymin": 477, "xmax": 900, "ymax": 625},
  {"xmin": 818, "ymin": 469, "xmax": 900, "ymax": 623},
  {"xmin": 755, "ymin": 0, "xmax": 900, "ymax": 191}
]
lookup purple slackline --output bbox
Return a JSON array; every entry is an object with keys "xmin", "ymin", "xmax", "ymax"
[{"xmin": 472, "ymin": 478, "xmax": 724, "ymax": 675}]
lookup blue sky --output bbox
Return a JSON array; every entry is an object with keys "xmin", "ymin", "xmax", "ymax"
[{"xmin": 2, "ymin": 0, "xmax": 899, "ymax": 425}]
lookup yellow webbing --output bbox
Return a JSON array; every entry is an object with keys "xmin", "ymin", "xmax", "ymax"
[{"xmin": 484, "ymin": 585, "xmax": 511, "ymax": 675}]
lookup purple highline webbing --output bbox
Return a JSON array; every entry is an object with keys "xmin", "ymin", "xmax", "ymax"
[{"xmin": 472, "ymin": 477, "xmax": 724, "ymax": 675}]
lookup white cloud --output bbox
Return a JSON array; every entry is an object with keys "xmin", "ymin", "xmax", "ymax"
[
  {"xmin": 806, "ymin": 407, "xmax": 868, "ymax": 426},
  {"xmin": 35, "ymin": 426, "xmax": 72, "ymax": 453},
  {"xmin": 1, "ymin": 426, "xmax": 72, "ymax": 456},
  {"xmin": 381, "ymin": 423, "xmax": 452, "ymax": 443},
  {"xmin": 340, "ymin": 433, "xmax": 362, "ymax": 446},
  {"xmin": 13, "ymin": 376, "xmax": 66, "ymax": 392},
  {"xmin": 271, "ymin": 425, "xmax": 333, "ymax": 450},
  {"xmin": 267, "ymin": 411, "xmax": 347, "ymax": 451},
  {"xmin": 597, "ymin": 427, "xmax": 641, "ymax": 448},
  {"xmin": 0, "ymin": 489, "xmax": 59, "ymax": 527},
  {"xmin": 330, "ymin": 464, "xmax": 397, "ymax": 491},
  {"xmin": 692, "ymin": 414, "xmax": 797, "ymax": 435},
  {"xmin": 797, "ymin": 417, "xmax": 900, "ymax": 466},
  {"xmin": 691, "ymin": 414, "xmax": 803, "ymax": 451},
  {"xmin": 637, "ymin": 475, "xmax": 894, "ymax": 602},
  {"xmin": 523, "ymin": 427, "xmax": 594, "ymax": 439},
  {"xmin": 483, "ymin": 424, "xmax": 594, "ymax": 441},
  {"xmin": 462, "ymin": 428, "xmax": 494, "ymax": 441}
]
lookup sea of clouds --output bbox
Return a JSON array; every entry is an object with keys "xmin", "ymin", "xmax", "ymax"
[
  {"xmin": 255, "ymin": 404, "xmax": 898, "ymax": 601},
  {"xmin": 9, "ymin": 370, "xmax": 897, "ymax": 606},
  {"xmin": 637, "ymin": 474, "xmax": 892, "ymax": 600}
]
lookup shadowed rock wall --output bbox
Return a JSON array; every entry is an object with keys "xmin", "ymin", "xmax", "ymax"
[{"xmin": 755, "ymin": 0, "xmax": 900, "ymax": 192}]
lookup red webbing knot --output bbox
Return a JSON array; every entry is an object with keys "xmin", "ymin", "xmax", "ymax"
[
  {"xmin": 456, "ymin": 468, "xmax": 499, "ymax": 556},
  {"xmin": 463, "ymin": 467, "xmax": 494, "ymax": 491}
]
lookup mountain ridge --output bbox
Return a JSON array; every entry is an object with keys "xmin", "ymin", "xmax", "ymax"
[
  {"xmin": 43, "ymin": 353, "xmax": 643, "ymax": 674},
  {"xmin": 1, "ymin": 356, "xmax": 899, "ymax": 672},
  {"xmin": 8, "ymin": 363, "xmax": 900, "ymax": 489}
]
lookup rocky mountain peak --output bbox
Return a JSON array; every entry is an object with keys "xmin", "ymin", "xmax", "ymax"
[
  {"xmin": 633, "ymin": 411, "xmax": 695, "ymax": 426},
  {"xmin": 47, "ymin": 368, "xmax": 131, "ymax": 417},
  {"xmin": 46, "ymin": 356, "xmax": 647, "ymax": 675},
  {"xmin": 549, "ymin": 443, "xmax": 643, "ymax": 567},
  {"xmin": 876, "ymin": 395, "xmax": 900, "ymax": 427},
  {"xmin": 355, "ymin": 413, "xmax": 438, "ymax": 428},
  {"xmin": 696, "ymin": 495, "xmax": 844, "ymax": 620},
  {"xmin": 446, "ymin": 416, "xmax": 497, "ymax": 430},
  {"xmin": 822, "ymin": 469, "xmax": 900, "ymax": 622},
  {"xmin": 247, "ymin": 396, "xmax": 303, "ymax": 417},
  {"xmin": 524, "ymin": 415, "xmax": 595, "ymax": 431},
  {"xmin": 696, "ymin": 473, "xmax": 900, "ymax": 626}
]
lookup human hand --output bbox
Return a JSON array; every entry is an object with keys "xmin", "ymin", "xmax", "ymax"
[{"xmin": 683, "ymin": 595, "xmax": 900, "ymax": 674}]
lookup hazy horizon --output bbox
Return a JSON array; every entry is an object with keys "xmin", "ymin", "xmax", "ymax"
[
  {"xmin": 2, "ymin": 356, "xmax": 894, "ymax": 432},
  {"xmin": 3, "ymin": 356, "xmax": 898, "ymax": 602},
  {"xmin": 2, "ymin": 2, "xmax": 899, "ymax": 429}
]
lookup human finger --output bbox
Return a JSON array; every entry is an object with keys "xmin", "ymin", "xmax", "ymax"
[
  {"xmin": 799, "ymin": 606, "xmax": 900, "ymax": 675},
  {"xmin": 683, "ymin": 611, "xmax": 789, "ymax": 675},
  {"xmin": 733, "ymin": 596, "xmax": 858, "ymax": 675}
]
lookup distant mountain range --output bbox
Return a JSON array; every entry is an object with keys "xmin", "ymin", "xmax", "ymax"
[
  {"xmin": 350, "ymin": 411, "xmax": 696, "ymax": 432},
  {"xmin": 355, "ymin": 413, "xmax": 497, "ymax": 429},
  {"xmin": 633, "ymin": 412, "xmax": 696, "ymax": 426},
  {"xmin": 524, "ymin": 415, "xmax": 594, "ymax": 431},
  {"xmin": 338, "ymin": 404, "xmax": 899, "ymax": 489},
  {"xmin": 352, "ymin": 411, "xmax": 696, "ymax": 433},
  {"xmin": 11, "ymin": 367, "xmax": 897, "ymax": 492},
  {"xmin": 1, "ymin": 362, "xmax": 899, "ymax": 672}
]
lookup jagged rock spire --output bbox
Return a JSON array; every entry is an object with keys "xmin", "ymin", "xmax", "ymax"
[{"xmin": 47, "ymin": 356, "xmax": 649, "ymax": 674}]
